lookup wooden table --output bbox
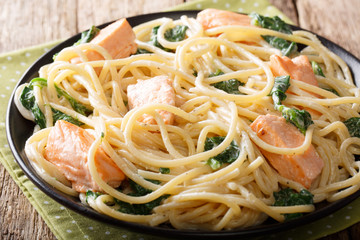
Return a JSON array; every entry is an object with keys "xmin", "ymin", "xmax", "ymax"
[{"xmin": 1, "ymin": 0, "xmax": 359, "ymax": 239}]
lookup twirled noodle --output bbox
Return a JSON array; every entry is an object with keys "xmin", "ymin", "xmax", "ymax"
[{"xmin": 15, "ymin": 12, "xmax": 360, "ymax": 230}]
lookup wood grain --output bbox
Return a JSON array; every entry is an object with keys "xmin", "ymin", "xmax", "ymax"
[
  {"xmin": 1, "ymin": 1, "xmax": 359, "ymax": 239},
  {"xmin": 296, "ymin": 0, "xmax": 360, "ymax": 59}
]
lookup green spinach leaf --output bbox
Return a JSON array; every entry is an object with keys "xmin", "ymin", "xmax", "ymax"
[
  {"xmin": 262, "ymin": 35, "xmax": 298, "ymax": 56},
  {"xmin": 149, "ymin": 25, "xmax": 188, "ymax": 51},
  {"xmin": 19, "ymin": 77, "xmax": 85, "ymax": 128},
  {"xmin": 159, "ymin": 167, "xmax": 170, "ymax": 174},
  {"xmin": 54, "ymin": 26, "xmax": 100, "ymax": 60},
  {"xmin": 273, "ymin": 188, "xmax": 313, "ymax": 220},
  {"xmin": 322, "ymin": 87, "xmax": 339, "ymax": 96},
  {"xmin": 209, "ymin": 70, "xmax": 245, "ymax": 95},
  {"xmin": 344, "ymin": 117, "xmax": 360, "ymax": 138},
  {"xmin": 250, "ymin": 13, "xmax": 297, "ymax": 56},
  {"xmin": 135, "ymin": 48, "xmax": 152, "ymax": 54},
  {"xmin": 19, "ymin": 78, "xmax": 48, "ymax": 129},
  {"xmin": 114, "ymin": 179, "xmax": 169, "ymax": 215},
  {"xmin": 311, "ymin": 61, "xmax": 325, "ymax": 77},
  {"xmin": 269, "ymin": 76, "xmax": 313, "ymax": 134},
  {"xmin": 55, "ymin": 84, "xmax": 92, "ymax": 116},
  {"xmin": 204, "ymin": 136, "xmax": 240, "ymax": 170},
  {"xmin": 164, "ymin": 25, "xmax": 188, "ymax": 42},
  {"xmin": 269, "ymin": 75, "xmax": 290, "ymax": 105},
  {"xmin": 74, "ymin": 26, "xmax": 100, "ymax": 46},
  {"xmin": 277, "ymin": 105, "xmax": 313, "ymax": 134},
  {"xmin": 51, "ymin": 108, "xmax": 83, "ymax": 126},
  {"xmin": 85, "ymin": 190, "xmax": 102, "ymax": 203}
]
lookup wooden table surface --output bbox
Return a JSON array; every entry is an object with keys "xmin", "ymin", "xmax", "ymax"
[{"xmin": 1, "ymin": 0, "xmax": 360, "ymax": 239}]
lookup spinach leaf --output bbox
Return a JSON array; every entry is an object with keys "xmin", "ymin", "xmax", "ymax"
[
  {"xmin": 311, "ymin": 61, "xmax": 325, "ymax": 77},
  {"xmin": 273, "ymin": 188, "xmax": 313, "ymax": 221},
  {"xmin": 250, "ymin": 14, "xmax": 292, "ymax": 34},
  {"xmin": 19, "ymin": 78, "xmax": 48, "ymax": 129},
  {"xmin": 85, "ymin": 190, "xmax": 102, "ymax": 203},
  {"xmin": 204, "ymin": 136, "xmax": 240, "ymax": 170},
  {"xmin": 269, "ymin": 75, "xmax": 290, "ymax": 105},
  {"xmin": 115, "ymin": 194, "xmax": 168, "ymax": 215},
  {"xmin": 208, "ymin": 69, "xmax": 224, "ymax": 78},
  {"xmin": 29, "ymin": 77, "xmax": 48, "ymax": 88},
  {"xmin": 209, "ymin": 70, "xmax": 245, "ymax": 95},
  {"xmin": 250, "ymin": 13, "xmax": 297, "ymax": 56},
  {"xmin": 54, "ymin": 26, "xmax": 100, "ymax": 60},
  {"xmin": 322, "ymin": 87, "xmax": 339, "ymax": 96},
  {"xmin": 262, "ymin": 35, "xmax": 298, "ymax": 57},
  {"xmin": 164, "ymin": 25, "xmax": 188, "ymax": 42},
  {"xmin": 114, "ymin": 179, "xmax": 169, "ymax": 215},
  {"xmin": 344, "ymin": 117, "xmax": 360, "ymax": 138},
  {"xmin": 51, "ymin": 108, "xmax": 83, "ymax": 126},
  {"xmin": 159, "ymin": 167, "xmax": 170, "ymax": 174},
  {"xmin": 149, "ymin": 25, "xmax": 188, "ymax": 51},
  {"xmin": 149, "ymin": 26, "xmax": 171, "ymax": 51},
  {"xmin": 19, "ymin": 77, "xmax": 84, "ymax": 128},
  {"xmin": 269, "ymin": 76, "xmax": 313, "ymax": 134},
  {"xmin": 135, "ymin": 48, "xmax": 152, "ymax": 54},
  {"xmin": 55, "ymin": 84, "xmax": 92, "ymax": 116},
  {"xmin": 74, "ymin": 26, "xmax": 100, "ymax": 46},
  {"xmin": 277, "ymin": 105, "xmax": 313, "ymax": 135}
]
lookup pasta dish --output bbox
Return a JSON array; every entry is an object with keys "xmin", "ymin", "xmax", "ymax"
[{"xmin": 13, "ymin": 9, "xmax": 360, "ymax": 230}]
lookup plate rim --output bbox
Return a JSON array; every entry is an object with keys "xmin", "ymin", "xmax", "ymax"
[{"xmin": 5, "ymin": 10, "xmax": 360, "ymax": 239}]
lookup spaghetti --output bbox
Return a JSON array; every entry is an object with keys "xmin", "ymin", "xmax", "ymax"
[{"xmin": 14, "ymin": 10, "xmax": 360, "ymax": 230}]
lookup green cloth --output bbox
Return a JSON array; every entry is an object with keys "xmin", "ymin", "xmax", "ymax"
[{"xmin": 0, "ymin": 0, "xmax": 359, "ymax": 239}]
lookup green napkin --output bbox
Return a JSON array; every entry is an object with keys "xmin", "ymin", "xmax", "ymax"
[{"xmin": 1, "ymin": 0, "xmax": 359, "ymax": 239}]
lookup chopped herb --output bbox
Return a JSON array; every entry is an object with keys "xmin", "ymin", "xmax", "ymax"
[
  {"xmin": 101, "ymin": 132, "xmax": 105, "ymax": 138},
  {"xmin": 159, "ymin": 167, "xmax": 170, "ymax": 174},
  {"xmin": 344, "ymin": 117, "xmax": 360, "ymax": 138},
  {"xmin": 204, "ymin": 136, "xmax": 240, "ymax": 170},
  {"xmin": 209, "ymin": 70, "xmax": 245, "ymax": 95},
  {"xmin": 55, "ymin": 84, "xmax": 92, "ymax": 116},
  {"xmin": 273, "ymin": 188, "xmax": 314, "ymax": 220},
  {"xmin": 114, "ymin": 179, "xmax": 169, "ymax": 215},
  {"xmin": 311, "ymin": 61, "xmax": 325, "ymax": 77},
  {"xmin": 250, "ymin": 13, "xmax": 297, "ymax": 56},
  {"xmin": 270, "ymin": 76, "xmax": 313, "ymax": 134}
]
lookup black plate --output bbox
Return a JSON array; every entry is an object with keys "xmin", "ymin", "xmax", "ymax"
[{"xmin": 6, "ymin": 10, "xmax": 360, "ymax": 239}]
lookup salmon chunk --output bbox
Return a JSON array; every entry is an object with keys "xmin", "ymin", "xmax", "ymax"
[
  {"xmin": 270, "ymin": 55, "xmax": 319, "ymax": 87},
  {"xmin": 127, "ymin": 75, "xmax": 176, "ymax": 125},
  {"xmin": 44, "ymin": 120, "xmax": 125, "ymax": 193},
  {"xmin": 250, "ymin": 114, "xmax": 324, "ymax": 188},
  {"xmin": 72, "ymin": 18, "xmax": 137, "ymax": 63},
  {"xmin": 196, "ymin": 8, "xmax": 252, "ymax": 30}
]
